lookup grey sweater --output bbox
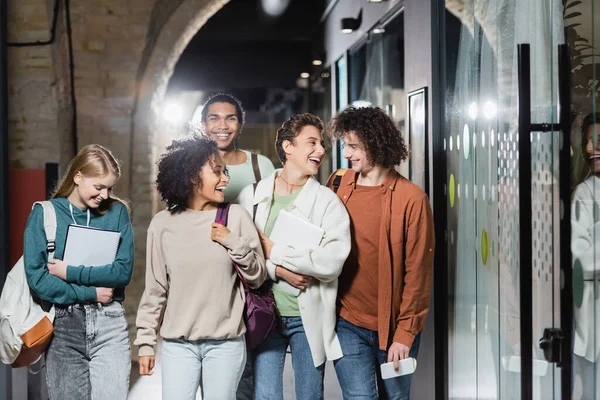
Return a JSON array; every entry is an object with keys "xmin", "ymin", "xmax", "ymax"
[{"xmin": 134, "ymin": 204, "xmax": 266, "ymax": 357}]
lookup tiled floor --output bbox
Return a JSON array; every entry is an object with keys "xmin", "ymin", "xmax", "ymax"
[{"xmin": 127, "ymin": 342, "xmax": 342, "ymax": 399}]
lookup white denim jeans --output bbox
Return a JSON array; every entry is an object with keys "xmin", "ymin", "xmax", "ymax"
[{"xmin": 161, "ymin": 336, "xmax": 246, "ymax": 400}]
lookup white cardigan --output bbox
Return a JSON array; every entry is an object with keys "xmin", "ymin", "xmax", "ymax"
[
  {"xmin": 572, "ymin": 175, "xmax": 600, "ymax": 362},
  {"xmin": 237, "ymin": 169, "xmax": 351, "ymax": 367}
]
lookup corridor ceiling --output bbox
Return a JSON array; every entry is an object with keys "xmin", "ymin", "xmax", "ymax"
[{"xmin": 167, "ymin": 0, "xmax": 326, "ymax": 100}]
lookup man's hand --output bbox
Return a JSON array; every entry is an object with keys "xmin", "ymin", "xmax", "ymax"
[
  {"xmin": 139, "ymin": 355, "xmax": 155, "ymax": 375},
  {"xmin": 387, "ymin": 342, "xmax": 410, "ymax": 372},
  {"xmin": 47, "ymin": 259, "xmax": 68, "ymax": 280},
  {"xmin": 96, "ymin": 287, "xmax": 114, "ymax": 303},
  {"xmin": 275, "ymin": 266, "xmax": 312, "ymax": 291},
  {"xmin": 211, "ymin": 222, "xmax": 231, "ymax": 244},
  {"xmin": 259, "ymin": 231, "xmax": 274, "ymax": 259}
]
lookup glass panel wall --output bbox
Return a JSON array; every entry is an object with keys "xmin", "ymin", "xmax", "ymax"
[
  {"xmin": 346, "ymin": 12, "xmax": 406, "ymax": 176},
  {"xmin": 444, "ymin": 0, "xmax": 567, "ymax": 398}
]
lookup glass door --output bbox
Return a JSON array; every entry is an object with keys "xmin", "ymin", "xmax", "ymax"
[{"xmin": 444, "ymin": 0, "xmax": 570, "ymax": 398}]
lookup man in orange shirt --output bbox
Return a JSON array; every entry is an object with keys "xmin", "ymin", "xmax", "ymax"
[{"xmin": 327, "ymin": 106, "xmax": 435, "ymax": 399}]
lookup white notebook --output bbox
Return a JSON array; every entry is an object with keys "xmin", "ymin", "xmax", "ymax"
[
  {"xmin": 269, "ymin": 210, "xmax": 324, "ymax": 296},
  {"xmin": 62, "ymin": 224, "xmax": 121, "ymax": 267}
]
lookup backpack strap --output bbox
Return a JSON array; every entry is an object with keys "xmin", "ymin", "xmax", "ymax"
[
  {"xmin": 33, "ymin": 201, "xmax": 57, "ymax": 262},
  {"xmin": 251, "ymin": 153, "xmax": 261, "ymax": 183},
  {"xmin": 250, "ymin": 153, "xmax": 261, "ymax": 222},
  {"xmin": 332, "ymin": 168, "xmax": 349, "ymax": 194},
  {"xmin": 215, "ymin": 202, "xmax": 231, "ymax": 226},
  {"xmin": 215, "ymin": 202, "xmax": 251, "ymax": 291}
]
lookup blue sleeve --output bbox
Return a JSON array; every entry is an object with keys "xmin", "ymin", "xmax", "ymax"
[
  {"xmin": 65, "ymin": 204, "xmax": 134, "ymax": 287},
  {"xmin": 24, "ymin": 205, "xmax": 97, "ymax": 305}
]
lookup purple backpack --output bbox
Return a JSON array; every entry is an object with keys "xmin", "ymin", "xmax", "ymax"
[{"xmin": 215, "ymin": 202, "xmax": 279, "ymax": 351}]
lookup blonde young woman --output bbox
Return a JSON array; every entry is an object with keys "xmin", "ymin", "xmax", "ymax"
[{"xmin": 24, "ymin": 144, "xmax": 134, "ymax": 399}]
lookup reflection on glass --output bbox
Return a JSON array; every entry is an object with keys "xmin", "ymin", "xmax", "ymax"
[
  {"xmin": 445, "ymin": 0, "xmax": 564, "ymax": 398},
  {"xmin": 571, "ymin": 114, "xmax": 600, "ymax": 399}
]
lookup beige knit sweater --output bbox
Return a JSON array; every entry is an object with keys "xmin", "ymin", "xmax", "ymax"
[{"xmin": 134, "ymin": 205, "xmax": 266, "ymax": 357}]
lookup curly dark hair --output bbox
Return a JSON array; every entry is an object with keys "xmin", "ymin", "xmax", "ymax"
[
  {"xmin": 200, "ymin": 93, "xmax": 246, "ymax": 126},
  {"xmin": 155, "ymin": 135, "xmax": 221, "ymax": 213},
  {"xmin": 327, "ymin": 106, "xmax": 409, "ymax": 168},
  {"xmin": 275, "ymin": 113, "xmax": 324, "ymax": 163}
]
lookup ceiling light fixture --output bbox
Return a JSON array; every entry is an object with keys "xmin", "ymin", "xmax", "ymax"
[
  {"xmin": 300, "ymin": 72, "xmax": 310, "ymax": 79},
  {"xmin": 312, "ymin": 59, "xmax": 323, "ymax": 66},
  {"xmin": 341, "ymin": 10, "xmax": 362, "ymax": 34}
]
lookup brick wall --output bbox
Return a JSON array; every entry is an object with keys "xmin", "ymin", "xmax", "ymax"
[{"xmin": 7, "ymin": 0, "xmax": 230, "ymax": 353}]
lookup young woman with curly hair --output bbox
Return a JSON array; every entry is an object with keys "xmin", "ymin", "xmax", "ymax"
[
  {"xmin": 24, "ymin": 144, "xmax": 133, "ymax": 399},
  {"xmin": 237, "ymin": 113, "xmax": 351, "ymax": 400},
  {"xmin": 134, "ymin": 135, "xmax": 267, "ymax": 400}
]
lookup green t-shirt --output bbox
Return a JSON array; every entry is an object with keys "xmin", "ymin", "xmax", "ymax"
[
  {"xmin": 265, "ymin": 189, "xmax": 302, "ymax": 317},
  {"xmin": 224, "ymin": 150, "xmax": 275, "ymax": 203}
]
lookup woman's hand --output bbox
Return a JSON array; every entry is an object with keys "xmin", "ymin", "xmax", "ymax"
[
  {"xmin": 96, "ymin": 287, "xmax": 114, "ymax": 303},
  {"xmin": 139, "ymin": 355, "xmax": 156, "ymax": 375},
  {"xmin": 211, "ymin": 223, "xmax": 231, "ymax": 244},
  {"xmin": 259, "ymin": 232, "xmax": 274, "ymax": 259},
  {"xmin": 47, "ymin": 259, "xmax": 68, "ymax": 280},
  {"xmin": 275, "ymin": 266, "xmax": 312, "ymax": 291}
]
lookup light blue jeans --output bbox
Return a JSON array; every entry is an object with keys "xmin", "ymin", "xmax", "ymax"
[
  {"xmin": 161, "ymin": 336, "xmax": 246, "ymax": 400},
  {"xmin": 45, "ymin": 302, "xmax": 131, "ymax": 400},
  {"xmin": 254, "ymin": 316, "xmax": 325, "ymax": 400}
]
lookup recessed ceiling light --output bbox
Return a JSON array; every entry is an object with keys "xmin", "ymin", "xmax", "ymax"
[
  {"xmin": 312, "ymin": 60, "xmax": 323, "ymax": 66},
  {"xmin": 300, "ymin": 72, "xmax": 310, "ymax": 79}
]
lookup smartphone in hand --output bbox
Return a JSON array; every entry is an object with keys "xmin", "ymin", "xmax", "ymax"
[{"xmin": 380, "ymin": 357, "xmax": 417, "ymax": 380}]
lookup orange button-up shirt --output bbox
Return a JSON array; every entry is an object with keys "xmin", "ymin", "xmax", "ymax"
[{"xmin": 328, "ymin": 169, "xmax": 435, "ymax": 349}]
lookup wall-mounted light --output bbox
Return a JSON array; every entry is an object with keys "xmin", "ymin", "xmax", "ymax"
[
  {"xmin": 341, "ymin": 10, "xmax": 362, "ymax": 33},
  {"xmin": 300, "ymin": 72, "xmax": 310, "ymax": 79}
]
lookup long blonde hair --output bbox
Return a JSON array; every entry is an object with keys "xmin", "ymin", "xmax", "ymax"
[{"xmin": 52, "ymin": 144, "xmax": 130, "ymax": 215}]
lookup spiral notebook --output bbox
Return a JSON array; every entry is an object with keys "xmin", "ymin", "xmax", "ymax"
[{"xmin": 62, "ymin": 224, "xmax": 121, "ymax": 266}]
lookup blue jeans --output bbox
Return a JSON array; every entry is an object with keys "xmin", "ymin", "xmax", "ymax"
[
  {"xmin": 161, "ymin": 336, "xmax": 246, "ymax": 400},
  {"xmin": 254, "ymin": 316, "xmax": 325, "ymax": 400},
  {"xmin": 334, "ymin": 317, "xmax": 421, "ymax": 400},
  {"xmin": 45, "ymin": 302, "xmax": 131, "ymax": 400}
]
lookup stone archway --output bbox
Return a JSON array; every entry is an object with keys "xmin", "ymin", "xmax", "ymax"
[{"xmin": 124, "ymin": 0, "xmax": 230, "ymax": 333}]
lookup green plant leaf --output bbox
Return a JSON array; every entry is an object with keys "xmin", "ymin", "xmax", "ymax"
[
  {"xmin": 566, "ymin": 23, "xmax": 582, "ymax": 29},
  {"xmin": 565, "ymin": 12, "xmax": 583, "ymax": 19},
  {"xmin": 565, "ymin": 1, "xmax": 583, "ymax": 10}
]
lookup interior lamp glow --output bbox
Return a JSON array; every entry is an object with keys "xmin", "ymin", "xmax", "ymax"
[
  {"xmin": 483, "ymin": 101, "xmax": 497, "ymax": 119},
  {"xmin": 468, "ymin": 102, "xmax": 479, "ymax": 120},
  {"xmin": 164, "ymin": 103, "xmax": 183, "ymax": 123}
]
